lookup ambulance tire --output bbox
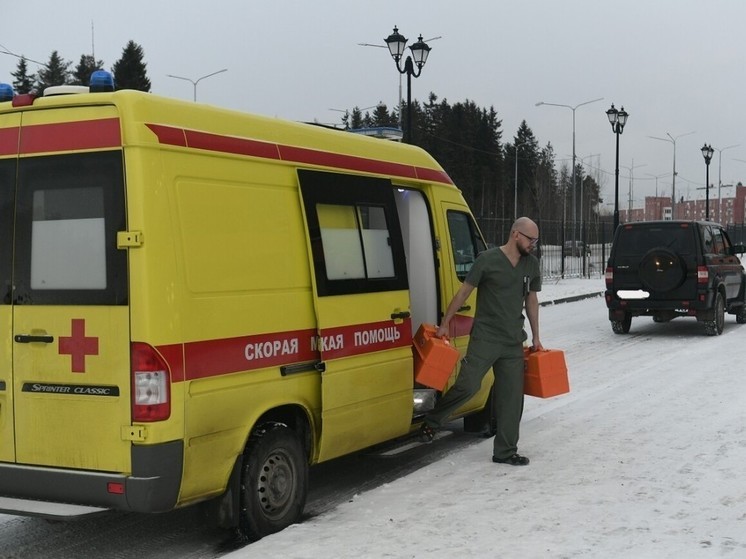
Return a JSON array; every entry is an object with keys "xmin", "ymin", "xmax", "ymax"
[
  {"xmin": 238, "ymin": 422, "xmax": 308, "ymax": 541},
  {"xmin": 463, "ymin": 390, "xmax": 496, "ymax": 437}
]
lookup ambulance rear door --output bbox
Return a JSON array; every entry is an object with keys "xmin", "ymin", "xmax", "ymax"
[
  {"xmin": 11, "ymin": 108, "xmax": 132, "ymax": 472},
  {"xmin": 0, "ymin": 112, "xmax": 19, "ymax": 463},
  {"xmin": 299, "ymin": 170, "xmax": 413, "ymax": 462}
]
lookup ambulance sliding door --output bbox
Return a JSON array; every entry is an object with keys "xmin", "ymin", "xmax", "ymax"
[
  {"xmin": 299, "ymin": 170, "xmax": 413, "ymax": 462},
  {"xmin": 0, "ymin": 114, "xmax": 18, "ymax": 463}
]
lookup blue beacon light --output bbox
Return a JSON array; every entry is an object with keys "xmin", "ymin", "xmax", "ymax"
[
  {"xmin": 89, "ymin": 70, "xmax": 115, "ymax": 92},
  {"xmin": 0, "ymin": 83, "xmax": 14, "ymax": 102}
]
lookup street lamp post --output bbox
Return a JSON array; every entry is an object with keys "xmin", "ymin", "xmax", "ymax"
[
  {"xmin": 713, "ymin": 144, "xmax": 740, "ymax": 222},
  {"xmin": 384, "ymin": 27, "xmax": 431, "ymax": 144},
  {"xmin": 606, "ymin": 104, "xmax": 629, "ymax": 232},
  {"xmin": 649, "ymin": 131, "xmax": 695, "ymax": 220},
  {"xmin": 620, "ymin": 161, "xmax": 647, "ymax": 218},
  {"xmin": 536, "ymin": 97, "xmax": 603, "ymax": 248},
  {"xmin": 513, "ymin": 140, "xmax": 529, "ymax": 220},
  {"xmin": 701, "ymin": 144, "xmax": 714, "ymax": 221},
  {"xmin": 577, "ymin": 153, "xmax": 600, "ymax": 239},
  {"xmin": 166, "ymin": 68, "xmax": 228, "ymax": 102}
]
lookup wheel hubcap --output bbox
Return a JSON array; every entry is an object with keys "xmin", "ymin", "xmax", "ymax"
[{"xmin": 257, "ymin": 451, "xmax": 294, "ymax": 518}]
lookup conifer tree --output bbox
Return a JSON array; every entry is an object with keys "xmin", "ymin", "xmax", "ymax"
[
  {"xmin": 72, "ymin": 54, "xmax": 105, "ymax": 86},
  {"xmin": 11, "ymin": 56, "xmax": 35, "ymax": 94},
  {"xmin": 35, "ymin": 51, "xmax": 71, "ymax": 92},
  {"xmin": 111, "ymin": 41, "xmax": 151, "ymax": 92}
]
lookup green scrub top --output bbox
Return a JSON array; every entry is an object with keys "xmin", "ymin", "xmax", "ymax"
[{"xmin": 464, "ymin": 247, "xmax": 541, "ymax": 345}]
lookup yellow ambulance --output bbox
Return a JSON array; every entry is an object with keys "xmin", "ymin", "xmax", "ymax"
[{"xmin": 0, "ymin": 72, "xmax": 493, "ymax": 540}]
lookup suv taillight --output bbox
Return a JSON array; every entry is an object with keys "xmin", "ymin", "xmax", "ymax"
[
  {"xmin": 697, "ymin": 265, "xmax": 709, "ymax": 284},
  {"xmin": 605, "ymin": 266, "xmax": 613, "ymax": 286},
  {"xmin": 131, "ymin": 342, "xmax": 171, "ymax": 422}
]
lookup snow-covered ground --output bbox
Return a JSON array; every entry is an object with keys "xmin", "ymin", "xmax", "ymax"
[{"xmin": 230, "ymin": 277, "xmax": 746, "ymax": 559}]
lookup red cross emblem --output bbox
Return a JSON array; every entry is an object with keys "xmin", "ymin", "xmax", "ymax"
[{"xmin": 59, "ymin": 318, "xmax": 99, "ymax": 373}]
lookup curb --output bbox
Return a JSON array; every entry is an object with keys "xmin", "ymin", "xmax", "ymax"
[{"xmin": 539, "ymin": 291, "xmax": 604, "ymax": 307}]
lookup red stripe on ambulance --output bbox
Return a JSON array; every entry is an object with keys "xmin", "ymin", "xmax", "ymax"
[
  {"xmin": 181, "ymin": 328, "xmax": 318, "ymax": 380},
  {"xmin": 0, "ymin": 126, "xmax": 19, "ymax": 156},
  {"xmin": 316, "ymin": 318, "xmax": 412, "ymax": 360},
  {"xmin": 20, "ymin": 118, "xmax": 121, "ymax": 154},
  {"xmin": 157, "ymin": 319, "xmax": 413, "ymax": 381},
  {"xmin": 145, "ymin": 123, "xmax": 454, "ymax": 186}
]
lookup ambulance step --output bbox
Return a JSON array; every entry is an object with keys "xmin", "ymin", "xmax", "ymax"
[
  {"xmin": 0, "ymin": 496, "xmax": 108, "ymax": 519},
  {"xmin": 370, "ymin": 429, "xmax": 453, "ymax": 457}
]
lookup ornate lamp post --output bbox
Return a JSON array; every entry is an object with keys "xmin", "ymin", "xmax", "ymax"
[
  {"xmin": 606, "ymin": 104, "xmax": 628, "ymax": 232},
  {"xmin": 701, "ymin": 144, "xmax": 714, "ymax": 221},
  {"xmin": 384, "ymin": 26, "xmax": 431, "ymax": 144}
]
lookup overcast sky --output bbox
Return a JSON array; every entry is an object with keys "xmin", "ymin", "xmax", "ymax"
[{"xmin": 3, "ymin": 0, "xmax": 746, "ymax": 212}]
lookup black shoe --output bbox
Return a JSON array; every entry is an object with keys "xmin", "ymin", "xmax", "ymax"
[
  {"xmin": 418, "ymin": 423, "xmax": 436, "ymax": 443},
  {"xmin": 492, "ymin": 453, "xmax": 530, "ymax": 466}
]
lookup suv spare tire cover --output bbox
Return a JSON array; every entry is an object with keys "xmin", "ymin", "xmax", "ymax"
[{"xmin": 638, "ymin": 248, "xmax": 686, "ymax": 292}]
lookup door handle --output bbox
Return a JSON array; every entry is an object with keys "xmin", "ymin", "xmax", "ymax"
[
  {"xmin": 390, "ymin": 311, "xmax": 411, "ymax": 320},
  {"xmin": 14, "ymin": 334, "xmax": 54, "ymax": 344},
  {"xmin": 458, "ymin": 305, "xmax": 472, "ymax": 312}
]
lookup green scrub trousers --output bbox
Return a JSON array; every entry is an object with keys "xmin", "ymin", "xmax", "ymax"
[{"xmin": 424, "ymin": 336, "xmax": 525, "ymax": 460}]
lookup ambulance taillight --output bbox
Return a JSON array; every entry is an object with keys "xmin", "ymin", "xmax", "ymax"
[{"xmin": 131, "ymin": 342, "xmax": 171, "ymax": 421}]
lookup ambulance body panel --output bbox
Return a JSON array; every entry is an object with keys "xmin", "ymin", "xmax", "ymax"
[{"xmin": 0, "ymin": 86, "xmax": 491, "ymax": 539}]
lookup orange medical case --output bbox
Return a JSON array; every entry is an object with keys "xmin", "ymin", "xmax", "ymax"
[
  {"xmin": 523, "ymin": 348, "xmax": 569, "ymax": 398},
  {"xmin": 412, "ymin": 323, "xmax": 460, "ymax": 391}
]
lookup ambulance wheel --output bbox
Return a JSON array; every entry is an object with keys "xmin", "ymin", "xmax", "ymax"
[{"xmin": 238, "ymin": 422, "xmax": 308, "ymax": 541}]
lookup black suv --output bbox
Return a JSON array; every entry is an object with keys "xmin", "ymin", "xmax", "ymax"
[{"xmin": 605, "ymin": 220, "xmax": 746, "ymax": 335}]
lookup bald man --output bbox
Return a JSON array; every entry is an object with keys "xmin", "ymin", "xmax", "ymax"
[{"xmin": 419, "ymin": 217, "xmax": 544, "ymax": 466}]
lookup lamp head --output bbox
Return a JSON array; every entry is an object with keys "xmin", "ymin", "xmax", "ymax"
[
  {"xmin": 617, "ymin": 106, "xmax": 628, "ymax": 130},
  {"xmin": 409, "ymin": 35, "xmax": 431, "ymax": 69},
  {"xmin": 606, "ymin": 104, "xmax": 618, "ymax": 129},
  {"xmin": 701, "ymin": 143, "xmax": 714, "ymax": 163},
  {"xmin": 384, "ymin": 26, "xmax": 408, "ymax": 63}
]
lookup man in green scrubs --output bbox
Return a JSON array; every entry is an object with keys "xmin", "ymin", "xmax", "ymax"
[{"xmin": 419, "ymin": 217, "xmax": 543, "ymax": 466}]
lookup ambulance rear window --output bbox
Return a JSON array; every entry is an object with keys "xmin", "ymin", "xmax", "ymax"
[
  {"xmin": 13, "ymin": 150, "xmax": 127, "ymax": 305},
  {"xmin": 31, "ymin": 188, "xmax": 107, "ymax": 289}
]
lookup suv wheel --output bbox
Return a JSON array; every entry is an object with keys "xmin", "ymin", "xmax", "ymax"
[
  {"xmin": 639, "ymin": 248, "xmax": 686, "ymax": 292},
  {"xmin": 704, "ymin": 292, "xmax": 725, "ymax": 336},
  {"xmin": 611, "ymin": 314, "xmax": 631, "ymax": 334},
  {"xmin": 737, "ymin": 303, "xmax": 746, "ymax": 324}
]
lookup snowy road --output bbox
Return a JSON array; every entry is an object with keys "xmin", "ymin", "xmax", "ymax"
[{"xmin": 3, "ymin": 291, "xmax": 746, "ymax": 558}]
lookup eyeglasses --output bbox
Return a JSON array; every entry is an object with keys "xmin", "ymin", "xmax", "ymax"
[{"xmin": 516, "ymin": 230, "xmax": 539, "ymax": 246}]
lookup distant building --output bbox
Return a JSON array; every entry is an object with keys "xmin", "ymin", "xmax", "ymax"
[{"xmin": 618, "ymin": 183, "xmax": 746, "ymax": 224}]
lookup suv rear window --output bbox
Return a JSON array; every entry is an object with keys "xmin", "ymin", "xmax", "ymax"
[{"xmin": 616, "ymin": 225, "xmax": 695, "ymax": 255}]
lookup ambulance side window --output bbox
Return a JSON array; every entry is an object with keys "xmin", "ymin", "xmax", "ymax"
[
  {"xmin": 14, "ymin": 151, "xmax": 127, "ymax": 305},
  {"xmin": 447, "ymin": 211, "xmax": 486, "ymax": 281},
  {"xmin": 299, "ymin": 170, "xmax": 408, "ymax": 297}
]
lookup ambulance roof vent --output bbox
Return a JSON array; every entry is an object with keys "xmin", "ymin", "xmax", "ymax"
[
  {"xmin": 348, "ymin": 127, "xmax": 404, "ymax": 142},
  {"xmin": 44, "ymin": 85, "xmax": 90, "ymax": 96},
  {"xmin": 0, "ymin": 83, "xmax": 14, "ymax": 102},
  {"xmin": 89, "ymin": 70, "xmax": 114, "ymax": 92}
]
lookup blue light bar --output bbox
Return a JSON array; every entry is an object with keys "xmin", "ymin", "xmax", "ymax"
[
  {"xmin": 0, "ymin": 83, "xmax": 14, "ymax": 102},
  {"xmin": 89, "ymin": 70, "xmax": 114, "ymax": 92}
]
